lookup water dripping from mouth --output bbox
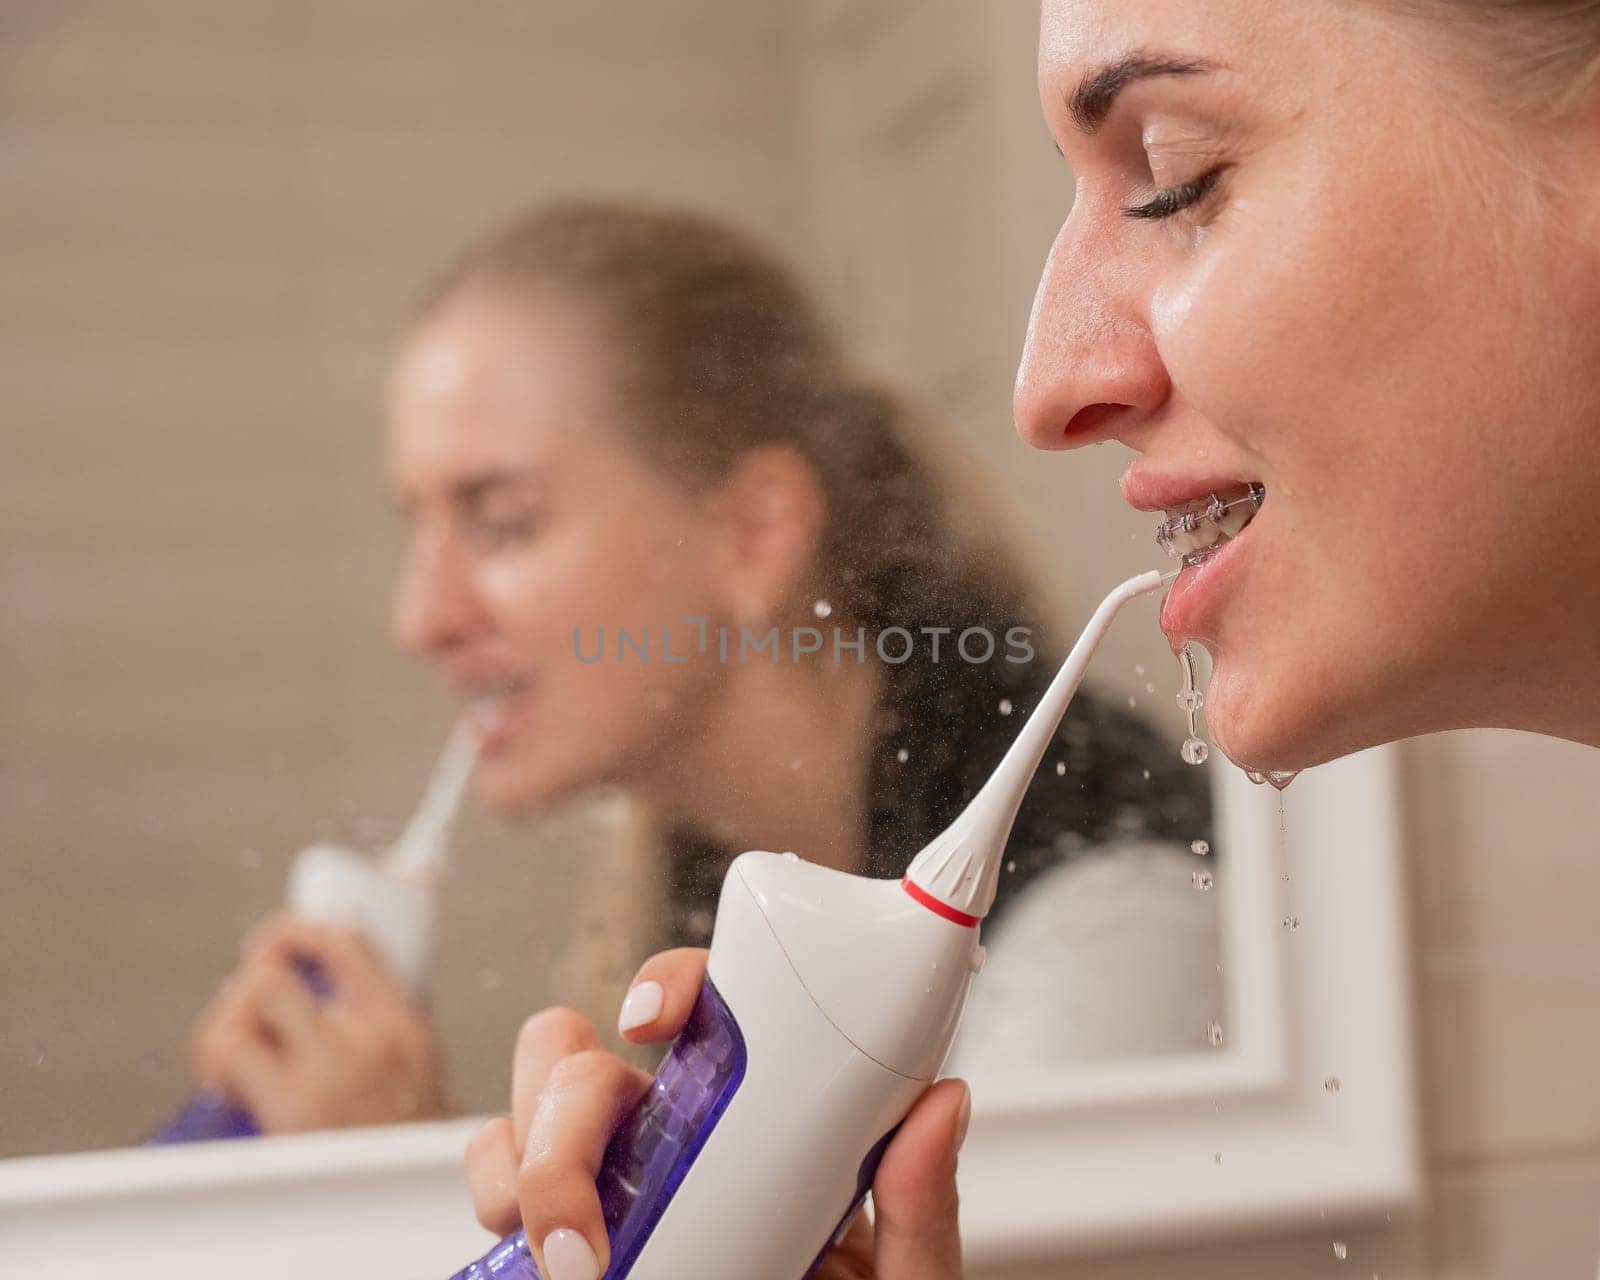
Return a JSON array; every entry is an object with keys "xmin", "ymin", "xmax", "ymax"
[{"xmin": 1176, "ymin": 644, "xmax": 1210, "ymax": 766}]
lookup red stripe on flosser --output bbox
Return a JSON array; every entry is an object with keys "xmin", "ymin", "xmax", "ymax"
[{"xmin": 901, "ymin": 877, "xmax": 980, "ymax": 928}]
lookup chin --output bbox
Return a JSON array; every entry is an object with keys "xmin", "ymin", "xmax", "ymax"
[
  {"xmin": 1206, "ymin": 657, "xmax": 1381, "ymax": 776},
  {"xmin": 475, "ymin": 753, "xmax": 589, "ymax": 820}
]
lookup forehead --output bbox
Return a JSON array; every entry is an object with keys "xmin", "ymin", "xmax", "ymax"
[
  {"xmin": 388, "ymin": 291, "xmax": 626, "ymax": 486},
  {"xmin": 1036, "ymin": 0, "xmax": 1347, "ymax": 100}
]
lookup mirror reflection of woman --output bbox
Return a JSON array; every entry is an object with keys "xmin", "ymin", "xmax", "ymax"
[
  {"xmin": 485, "ymin": 5, "xmax": 1600, "ymax": 1279},
  {"xmin": 187, "ymin": 204, "xmax": 1215, "ymax": 1137}
]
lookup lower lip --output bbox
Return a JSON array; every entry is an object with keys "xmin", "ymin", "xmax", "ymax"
[
  {"xmin": 1159, "ymin": 518, "xmax": 1258, "ymax": 643},
  {"xmin": 471, "ymin": 689, "xmax": 532, "ymax": 757}
]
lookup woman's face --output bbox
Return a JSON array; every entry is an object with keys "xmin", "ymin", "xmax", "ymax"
[
  {"xmin": 1017, "ymin": 0, "xmax": 1600, "ymax": 768},
  {"xmin": 388, "ymin": 290, "xmax": 729, "ymax": 816}
]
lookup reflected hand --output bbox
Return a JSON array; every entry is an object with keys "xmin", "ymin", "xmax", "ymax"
[
  {"xmin": 190, "ymin": 914, "xmax": 448, "ymax": 1132},
  {"xmin": 464, "ymin": 947, "xmax": 967, "ymax": 1279}
]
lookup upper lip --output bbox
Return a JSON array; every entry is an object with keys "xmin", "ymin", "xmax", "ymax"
[
  {"xmin": 1120, "ymin": 463, "xmax": 1262, "ymax": 513},
  {"xmin": 448, "ymin": 668, "xmax": 532, "ymax": 697}
]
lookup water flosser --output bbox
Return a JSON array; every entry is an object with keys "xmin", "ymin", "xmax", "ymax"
[
  {"xmin": 451, "ymin": 569, "xmax": 1168, "ymax": 1280},
  {"xmin": 149, "ymin": 723, "xmax": 479, "ymax": 1143}
]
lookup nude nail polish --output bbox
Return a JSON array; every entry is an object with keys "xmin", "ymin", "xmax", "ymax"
[
  {"xmin": 617, "ymin": 979, "xmax": 664, "ymax": 1034},
  {"xmin": 541, "ymin": 1228, "xmax": 600, "ymax": 1280}
]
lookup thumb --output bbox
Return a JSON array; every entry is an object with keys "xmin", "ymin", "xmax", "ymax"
[{"xmin": 871, "ymin": 1078, "xmax": 968, "ymax": 1280}]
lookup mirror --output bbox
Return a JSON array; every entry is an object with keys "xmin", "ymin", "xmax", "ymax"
[
  {"xmin": 0, "ymin": 0, "xmax": 1228, "ymax": 1161},
  {"xmin": 0, "ymin": 15, "xmax": 1409, "ymax": 1255}
]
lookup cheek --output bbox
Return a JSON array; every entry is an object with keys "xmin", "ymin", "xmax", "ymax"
[
  {"xmin": 477, "ymin": 517, "xmax": 711, "ymax": 644},
  {"xmin": 1158, "ymin": 232, "xmax": 1372, "ymax": 452}
]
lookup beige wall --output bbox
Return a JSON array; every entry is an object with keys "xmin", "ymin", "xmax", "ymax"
[{"xmin": 4, "ymin": 5, "xmax": 1599, "ymax": 1277}]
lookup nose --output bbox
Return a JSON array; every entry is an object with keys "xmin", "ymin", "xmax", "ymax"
[
  {"xmin": 391, "ymin": 531, "xmax": 485, "ymax": 659},
  {"xmin": 1013, "ymin": 214, "xmax": 1170, "ymax": 452}
]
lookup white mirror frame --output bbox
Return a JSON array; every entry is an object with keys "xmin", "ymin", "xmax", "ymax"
[
  {"xmin": 0, "ymin": 748, "xmax": 1418, "ymax": 1276},
  {"xmin": 956, "ymin": 746, "xmax": 1422, "ymax": 1261}
]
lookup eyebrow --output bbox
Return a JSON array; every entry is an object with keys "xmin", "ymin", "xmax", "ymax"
[
  {"xmin": 1069, "ymin": 52, "xmax": 1219, "ymax": 132},
  {"xmin": 451, "ymin": 467, "xmax": 541, "ymax": 507},
  {"xmin": 394, "ymin": 466, "xmax": 541, "ymax": 515}
]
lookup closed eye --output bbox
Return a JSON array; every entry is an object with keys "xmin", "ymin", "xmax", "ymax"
[{"xmin": 1124, "ymin": 167, "xmax": 1224, "ymax": 220}]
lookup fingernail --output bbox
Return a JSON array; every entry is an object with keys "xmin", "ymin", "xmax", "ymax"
[
  {"xmin": 617, "ymin": 980, "xmax": 664, "ymax": 1034},
  {"xmin": 954, "ymin": 1083, "xmax": 972, "ymax": 1153},
  {"xmin": 542, "ymin": 1228, "xmax": 600, "ymax": 1280}
]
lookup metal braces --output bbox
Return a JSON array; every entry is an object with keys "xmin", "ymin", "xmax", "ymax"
[{"xmin": 1154, "ymin": 483, "xmax": 1265, "ymax": 559}]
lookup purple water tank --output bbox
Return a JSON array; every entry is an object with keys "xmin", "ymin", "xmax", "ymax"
[
  {"xmin": 147, "ymin": 955, "xmax": 330, "ymax": 1145},
  {"xmin": 449, "ymin": 980, "xmax": 747, "ymax": 1280}
]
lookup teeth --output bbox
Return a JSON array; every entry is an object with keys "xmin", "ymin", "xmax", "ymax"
[
  {"xmin": 470, "ymin": 676, "xmax": 528, "ymax": 697},
  {"xmin": 1155, "ymin": 484, "xmax": 1264, "ymax": 565},
  {"xmin": 463, "ymin": 677, "xmax": 530, "ymax": 734}
]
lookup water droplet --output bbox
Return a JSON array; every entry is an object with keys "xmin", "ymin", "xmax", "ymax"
[
  {"xmin": 998, "ymin": 698, "xmax": 1013, "ymax": 716},
  {"xmin": 476, "ymin": 968, "xmax": 501, "ymax": 991},
  {"xmin": 790, "ymin": 758, "xmax": 803, "ymax": 771},
  {"xmin": 931, "ymin": 961, "xmax": 939, "ymax": 970},
  {"xmin": 239, "ymin": 847, "xmax": 261, "ymax": 869},
  {"xmin": 896, "ymin": 747, "xmax": 909, "ymax": 764},
  {"xmin": 1176, "ymin": 645, "xmax": 1205, "ymax": 719},
  {"xmin": 1135, "ymin": 663, "xmax": 1146, "ymax": 677},
  {"xmin": 1283, "ymin": 916, "xmax": 1300, "ymax": 932},
  {"xmin": 1205, "ymin": 1020, "xmax": 1224, "ymax": 1046},
  {"xmin": 1333, "ymin": 1241, "xmax": 1348, "ymax": 1261},
  {"xmin": 1190, "ymin": 839, "xmax": 1210, "ymax": 856},
  {"xmin": 1181, "ymin": 737, "xmax": 1210, "ymax": 766},
  {"xmin": 1324, "ymin": 1076, "xmax": 1342, "ymax": 1094},
  {"xmin": 1128, "ymin": 695, "xmax": 1138, "ymax": 709},
  {"xmin": 923, "ymin": 986, "xmax": 933, "ymax": 994},
  {"xmin": 1265, "ymin": 771, "xmax": 1301, "ymax": 791},
  {"xmin": 1213, "ymin": 1152, "xmax": 1223, "ymax": 1166},
  {"xmin": 1192, "ymin": 870, "xmax": 1214, "ymax": 891},
  {"xmin": 1006, "ymin": 860, "xmax": 1017, "ymax": 873},
  {"xmin": 31, "ymin": 1042, "xmax": 47, "ymax": 1066},
  {"xmin": 1145, "ymin": 681, "xmax": 1157, "ymax": 694},
  {"xmin": 1141, "ymin": 768, "xmax": 1151, "ymax": 780},
  {"xmin": 1055, "ymin": 761, "xmax": 1067, "ymax": 776},
  {"xmin": 813, "ymin": 600, "xmax": 833, "ymax": 619},
  {"xmin": 1245, "ymin": 770, "xmax": 1268, "ymax": 785}
]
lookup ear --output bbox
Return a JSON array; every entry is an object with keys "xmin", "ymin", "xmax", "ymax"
[{"xmin": 706, "ymin": 445, "xmax": 826, "ymax": 627}]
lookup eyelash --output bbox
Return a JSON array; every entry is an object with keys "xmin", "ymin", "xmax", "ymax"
[
  {"xmin": 1124, "ymin": 167, "xmax": 1225, "ymax": 221},
  {"xmin": 467, "ymin": 511, "xmax": 539, "ymax": 549}
]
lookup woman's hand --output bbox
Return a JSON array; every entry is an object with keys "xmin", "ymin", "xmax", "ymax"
[
  {"xmin": 190, "ymin": 914, "xmax": 449, "ymax": 1132},
  {"xmin": 464, "ymin": 947, "xmax": 967, "ymax": 1280}
]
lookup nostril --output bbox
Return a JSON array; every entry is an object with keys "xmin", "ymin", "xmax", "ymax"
[{"xmin": 1061, "ymin": 403, "xmax": 1129, "ymax": 446}]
